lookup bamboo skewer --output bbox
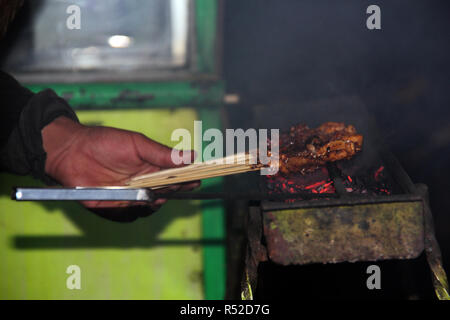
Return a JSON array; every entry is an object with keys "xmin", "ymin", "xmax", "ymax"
[
  {"xmin": 128, "ymin": 164, "xmax": 260, "ymax": 185},
  {"xmin": 127, "ymin": 164, "xmax": 262, "ymax": 188},
  {"xmin": 130, "ymin": 161, "xmax": 255, "ymax": 183},
  {"xmin": 128, "ymin": 166, "xmax": 261, "ymax": 188},
  {"xmin": 129, "ymin": 153, "xmax": 254, "ymax": 182},
  {"xmin": 130, "ymin": 166, "xmax": 254, "ymax": 186},
  {"xmin": 126, "ymin": 152, "xmax": 263, "ymax": 188}
]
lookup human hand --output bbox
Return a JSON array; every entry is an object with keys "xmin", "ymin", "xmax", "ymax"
[{"xmin": 41, "ymin": 116, "xmax": 199, "ymax": 220}]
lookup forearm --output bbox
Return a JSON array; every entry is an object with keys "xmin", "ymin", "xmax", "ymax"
[
  {"xmin": 0, "ymin": 71, "xmax": 34, "ymax": 148},
  {"xmin": 0, "ymin": 75, "xmax": 79, "ymax": 182}
]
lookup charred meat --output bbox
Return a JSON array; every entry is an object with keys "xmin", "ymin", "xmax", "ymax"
[{"xmin": 276, "ymin": 122, "xmax": 363, "ymax": 175}]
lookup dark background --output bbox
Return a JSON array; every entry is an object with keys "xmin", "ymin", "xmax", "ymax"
[
  {"xmin": 1, "ymin": 0, "xmax": 448, "ymax": 300},
  {"xmin": 223, "ymin": 0, "xmax": 450, "ymax": 299}
]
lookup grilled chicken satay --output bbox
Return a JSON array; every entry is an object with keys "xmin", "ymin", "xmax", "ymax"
[{"xmin": 276, "ymin": 122, "xmax": 363, "ymax": 175}]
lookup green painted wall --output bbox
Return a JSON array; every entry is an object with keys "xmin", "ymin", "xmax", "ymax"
[
  {"xmin": 1, "ymin": 0, "xmax": 226, "ymax": 300},
  {"xmin": 0, "ymin": 109, "xmax": 206, "ymax": 299}
]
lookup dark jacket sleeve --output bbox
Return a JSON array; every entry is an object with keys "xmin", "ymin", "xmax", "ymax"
[{"xmin": 0, "ymin": 70, "xmax": 79, "ymax": 183}]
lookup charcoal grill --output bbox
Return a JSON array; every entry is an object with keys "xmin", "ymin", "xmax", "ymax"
[{"xmin": 237, "ymin": 103, "xmax": 449, "ymax": 300}]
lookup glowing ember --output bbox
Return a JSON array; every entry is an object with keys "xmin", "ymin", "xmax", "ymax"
[
  {"xmin": 305, "ymin": 181, "xmax": 327, "ymax": 190},
  {"xmin": 374, "ymin": 166, "xmax": 385, "ymax": 181},
  {"xmin": 266, "ymin": 162, "xmax": 393, "ymax": 202}
]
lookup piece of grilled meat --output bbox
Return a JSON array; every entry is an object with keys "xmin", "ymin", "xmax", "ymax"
[{"xmin": 276, "ymin": 122, "xmax": 363, "ymax": 175}]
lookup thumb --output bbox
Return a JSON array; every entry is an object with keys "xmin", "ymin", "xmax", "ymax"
[{"xmin": 133, "ymin": 133, "xmax": 196, "ymax": 168}]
